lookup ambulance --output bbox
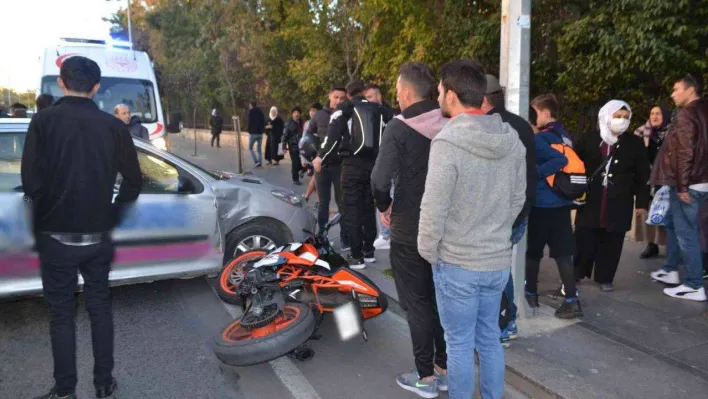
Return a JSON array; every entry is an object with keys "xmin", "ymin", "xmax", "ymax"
[{"xmin": 38, "ymin": 37, "xmax": 169, "ymax": 149}]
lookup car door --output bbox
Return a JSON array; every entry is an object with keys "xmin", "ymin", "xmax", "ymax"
[{"xmin": 110, "ymin": 143, "xmax": 222, "ymax": 284}]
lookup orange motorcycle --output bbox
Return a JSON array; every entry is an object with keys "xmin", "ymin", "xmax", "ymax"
[{"xmin": 213, "ymin": 214, "xmax": 387, "ymax": 366}]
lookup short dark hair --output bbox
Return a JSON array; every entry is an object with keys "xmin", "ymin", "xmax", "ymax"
[
  {"xmin": 484, "ymin": 91, "xmax": 505, "ymax": 110},
  {"xmin": 346, "ymin": 80, "xmax": 365, "ymax": 97},
  {"xmin": 60, "ymin": 56, "xmax": 101, "ymax": 94},
  {"xmin": 330, "ymin": 86, "xmax": 346, "ymax": 93},
  {"xmin": 364, "ymin": 83, "xmax": 381, "ymax": 92},
  {"xmin": 439, "ymin": 60, "xmax": 486, "ymax": 108},
  {"xmin": 310, "ymin": 102, "xmax": 322, "ymax": 111},
  {"xmin": 291, "ymin": 106, "xmax": 302, "ymax": 114},
  {"xmin": 399, "ymin": 62, "xmax": 437, "ymax": 100},
  {"xmin": 35, "ymin": 94, "xmax": 55, "ymax": 111},
  {"xmin": 11, "ymin": 102, "xmax": 27, "ymax": 110},
  {"xmin": 678, "ymin": 73, "xmax": 704, "ymax": 97},
  {"xmin": 531, "ymin": 94, "xmax": 560, "ymax": 118}
]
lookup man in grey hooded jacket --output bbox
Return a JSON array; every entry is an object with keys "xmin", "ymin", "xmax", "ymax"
[{"xmin": 418, "ymin": 60, "xmax": 526, "ymax": 399}]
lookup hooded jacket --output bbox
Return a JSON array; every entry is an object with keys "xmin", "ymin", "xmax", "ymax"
[
  {"xmin": 418, "ymin": 112, "xmax": 526, "ymax": 271},
  {"xmin": 371, "ymin": 100, "xmax": 448, "ymax": 246},
  {"xmin": 128, "ymin": 115, "xmax": 150, "ymax": 140},
  {"xmin": 534, "ymin": 121, "xmax": 575, "ymax": 208}
]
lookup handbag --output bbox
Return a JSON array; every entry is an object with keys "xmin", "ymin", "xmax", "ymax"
[
  {"xmin": 277, "ymin": 143, "xmax": 285, "ymax": 156},
  {"xmin": 646, "ymin": 186, "xmax": 670, "ymax": 226}
]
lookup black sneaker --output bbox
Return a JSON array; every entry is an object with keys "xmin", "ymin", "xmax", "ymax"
[
  {"xmin": 555, "ymin": 299, "xmax": 583, "ymax": 319},
  {"xmin": 34, "ymin": 388, "xmax": 76, "ymax": 399},
  {"xmin": 640, "ymin": 243, "xmax": 659, "ymax": 259},
  {"xmin": 525, "ymin": 292, "xmax": 539, "ymax": 308},
  {"xmin": 293, "ymin": 180, "xmax": 302, "ymax": 186},
  {"xmin": 96, "ymin": 378, "xmax": 117, "ymax": 398},
  {"xmin": 347, "ymin": 255, "xmax": 366, "ymax": 270}
]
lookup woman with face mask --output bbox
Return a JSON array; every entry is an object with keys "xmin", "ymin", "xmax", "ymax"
[{"xmin": 573, "ymin": 100, "xmax": 651, "ymax": 292}]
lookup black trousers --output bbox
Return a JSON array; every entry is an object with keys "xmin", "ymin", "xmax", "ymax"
[
  {"xmin": 574, "ymin": 227, "xmax": 625, "ymax": 284},
  {"xmin": 210, "ymin": 133, "xmax": 220, "ymax": 147},
  {"xmin": 525, "ymin": 206, "xmax": 577, "ymax": 298},
  {"xmin": 36, "ymin": 235, "xmax": 115, "ymax": 395},
  {"xmin": 289, "ymin": 149, "xmax": 301, "ymax": 182},
  {"xmin": 341, "ymin": 160, "xmax": 377, "ymax": 259},
  {"xmin": 315, "ymin": 164, "xmax": 348, "ymax": 246},
  {"xmin": 390, "ymin": 242, "xmax": 447, "ymax": 378}
]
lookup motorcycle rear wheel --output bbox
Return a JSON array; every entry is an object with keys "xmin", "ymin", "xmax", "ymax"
[
  {"xmin": 214, "ymin": 303, "xmax": 316, "ymax": 367},
  {"xmin": 217, "ymin": 251, "xmax": 267, "ymax": 305}
]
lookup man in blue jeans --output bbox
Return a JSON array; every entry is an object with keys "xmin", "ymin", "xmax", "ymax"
[
  {"xmin": 650, "ymin": 74, "xmax": 708, "ymax": 301},
  {"xmin": 418, "ymin": 60, "xmax": 526, "ymax": 399},
  {"xmin": 247, "ymin": 101, "xmax": 266, "ymax": 167}
]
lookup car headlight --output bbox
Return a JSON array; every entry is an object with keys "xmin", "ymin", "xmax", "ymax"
[
  {"xmin": 152, "ymin": 137, "xmax": 167, "ymax": 150},
  {"xmin": 271, "ymin": 189, "xmax": 303, "ymax": 207}
]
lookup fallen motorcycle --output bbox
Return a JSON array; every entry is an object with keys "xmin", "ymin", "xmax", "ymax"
[{"xmin": 213, "ymin": 214, "xmax": 388, "ymax": 367}]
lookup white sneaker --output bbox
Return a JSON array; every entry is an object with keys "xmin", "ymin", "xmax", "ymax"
[
  {"xmin": 663, "ymin": 285, "xmax": 707, "ymax": 302},
  {"xmin": 373, "ymin": 236, "xmax": 390, "ymax": 250},
  {"xmin": 650, "ymin": 269, "xmax": 680, "ymax": 285},
  {"xmin": 364, "ymin": 252, "xmax": 376, "ymax": 263}
]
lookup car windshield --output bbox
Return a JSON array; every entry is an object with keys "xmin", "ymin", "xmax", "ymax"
[
  {"xmin": 0, "ymin": 132, "xmax": 24, "ymax": 192},
  {"xmin": 41, "ymin": 76, "xmax": 157, "ymax": 123}
]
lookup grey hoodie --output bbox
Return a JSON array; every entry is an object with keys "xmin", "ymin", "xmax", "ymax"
[{"xmin": 418, "ymin": 112, "xmax": 526, "ymax": 271}]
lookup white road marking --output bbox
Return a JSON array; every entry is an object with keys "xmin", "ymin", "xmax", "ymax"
[{"xmin": 212, "ymin": 285, "xmax": 323, "ymax": 399}]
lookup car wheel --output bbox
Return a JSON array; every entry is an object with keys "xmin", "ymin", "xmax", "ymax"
[{"xmin": 224, "ymin": 221, "xmax": 289, "ymax": 263}]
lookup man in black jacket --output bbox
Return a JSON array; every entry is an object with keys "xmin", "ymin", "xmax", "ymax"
[
  {"xmin": 247, "ymin": 101, "xmax": 266, "ymax": 167},
  {"xmin": 480, "ymin": 74, "xmax": 537, "ymax": 346},
  {"xmin": 307, "ymin": 86, "xmax": 348, "ymax": 245},
  {"xmin": 314, "ymin": 80, "xmax": 390, "ymax": 268},
  {"xmin": 22, "ymin": 56, "xmax": 142, "ymax": 399},
  {"xmin": 371, "ymin": 63, "xmax": 449, "ymax": 396}
]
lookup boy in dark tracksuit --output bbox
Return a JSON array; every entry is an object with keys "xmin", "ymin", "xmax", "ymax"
[{"xmin": 527, "ymin": 94, "xmax": 583, "ymax": 319}]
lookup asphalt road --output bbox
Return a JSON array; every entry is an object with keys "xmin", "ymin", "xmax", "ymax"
[{"xmin": 0, "ymin": 135, "xmax": 527, "ymax": 399}]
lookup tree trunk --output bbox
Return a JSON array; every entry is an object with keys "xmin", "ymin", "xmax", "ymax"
[{"xmin": 193, "ymin": 104, "xmax": 198, "ymax": 156}]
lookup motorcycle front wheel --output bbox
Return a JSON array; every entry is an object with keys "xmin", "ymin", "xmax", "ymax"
[
  {"xmin": 214, "ymin": 303, "xmax": 316, "ymax": 367},
  {"xmin": 217, "ymin": 251, "xmax": 267, "ymax": 305}
]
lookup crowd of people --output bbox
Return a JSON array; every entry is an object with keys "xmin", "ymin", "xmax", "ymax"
[{"xmin": 243, "ymin": 62, "xmax": 708, "ymax": 398}]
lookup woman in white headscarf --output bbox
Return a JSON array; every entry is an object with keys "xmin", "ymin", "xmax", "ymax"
[
  {"xmin": 264, "ymin": 106, "xmax": 284, "ymax": 165},
  {"xmin": 573, "ymin": 100, "xmax": 651, "ymax": 292}
]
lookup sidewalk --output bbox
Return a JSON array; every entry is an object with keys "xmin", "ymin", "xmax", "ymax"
[{"xmin": 167, "ymin": 133, "xmax": 708, "ymax": 398}]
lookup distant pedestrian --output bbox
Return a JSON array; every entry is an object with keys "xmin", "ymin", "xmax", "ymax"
[
  {"xmin": 11, "ymin": 102, "xmax": 28, "ymax": 118},
  {"xmin": 372, "ymin": 62, "xmax": 449, "ymax": 397},
  {"xmin": 634, "ymin": 105, "xmax": 671, "ymax": 258},
  {"xmin": 480, "ymin": 74, "xmax": 537, "ymax": 347},
  {"xmin": 418, "ymin": 60, "xmax": 526, "ymax": 399},
  {"xmin": 247, "ymin": 101, "xmax": 266, "ymax": 167},
  {"xmin": 650, "ymin": 73, "xmax": 708, "ymax": 302},
  {"xmin": 35, "ymin": 94, "xmax": 55, "ymax": 112},
  {"xmin": 114, "ymin": 104, "xmax": 149, "ymax": 140},
  {"xmin": 574, "ymin": 100, "xmax": 650, "ymax": 292},
  {"xmin": 300, "ymin": 102, "xmax": 322, "ymax": 202},
  {"xmin": 210, "ymin": 108, "xmax": 224, "ymax": 148},
  {"xmin": 0, "ymin": 105, "xmax": 9, "ymax": 118},
  {"xmin": 264, "ymin": 106, "xmax": 284, "ymax": 165},
  {"xmin": 526, "ymin": 94, "xmax": 583, "ymax": 319},
  {"xmin": 283, "ymin": 106, "xmax": 304, "ymax": 184},
  {"xmin": 22, "ymin": 55, "xmax": 142, "ymax": 399}
]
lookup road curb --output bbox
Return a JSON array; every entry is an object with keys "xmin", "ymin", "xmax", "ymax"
[{"xmin": 381, "ymin": 292, "xmax": 565, "ymax": 399}]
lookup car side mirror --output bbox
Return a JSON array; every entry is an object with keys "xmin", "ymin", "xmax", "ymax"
[
  {"xmin": 167, "ymin": 112, "xmax": 183, "ymax": 134},
  {"xmin": 177, "ymin": 176, "xmax": 195, "ymax": 194}
]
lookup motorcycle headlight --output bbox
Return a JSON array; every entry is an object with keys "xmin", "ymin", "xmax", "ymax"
[
  {"xmin": 151, "ymin": 137, "xmax": 167, "ymax": 151},
  {"xmin": 271, "ymin": 189, "xmax": 303, "ymax": 207}
]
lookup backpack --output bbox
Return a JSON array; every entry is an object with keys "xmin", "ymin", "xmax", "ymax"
[
  {"xmin": 345, "ymin": 101, "xmax": 385, "ymax": 159},
  {"xmin": 544, "ymin": 131, "xmax": 588, "ymax": 206}
]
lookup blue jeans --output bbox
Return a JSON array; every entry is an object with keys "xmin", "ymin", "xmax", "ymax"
[
  {"xmin": 433, "ymin": 261, "xmax": 510, "ymax": 399},
  {"xmin": 248, "ymin": 134, "xmax": 263, "ymax": 165},
  {"xmin": 664, "ymin": 188, "xmax": 708, "ymax": 289}
]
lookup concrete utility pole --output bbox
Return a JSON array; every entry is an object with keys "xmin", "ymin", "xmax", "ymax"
[{"xmin": 500, "ymin": 0, "xmax": 532, "ymax": 318}]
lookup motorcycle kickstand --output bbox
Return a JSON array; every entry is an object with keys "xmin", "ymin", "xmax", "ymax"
[{"xmin": 288, "ymin": 344, "xmax": 315, "ymax": 362}]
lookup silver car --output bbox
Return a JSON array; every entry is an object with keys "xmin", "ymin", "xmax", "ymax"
[{"xmin": 0, "ymin": 119, "xmax": 316, "ymax": 300}]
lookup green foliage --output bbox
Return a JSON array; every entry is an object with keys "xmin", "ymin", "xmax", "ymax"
[{"xmin": 107, "ymin": 0, "xmax": 708, "ymax": 131}]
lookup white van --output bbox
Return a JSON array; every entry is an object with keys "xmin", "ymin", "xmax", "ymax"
[{"xmin": 38, "ymin": 38, "xmax": 169, "ymax": 149}]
